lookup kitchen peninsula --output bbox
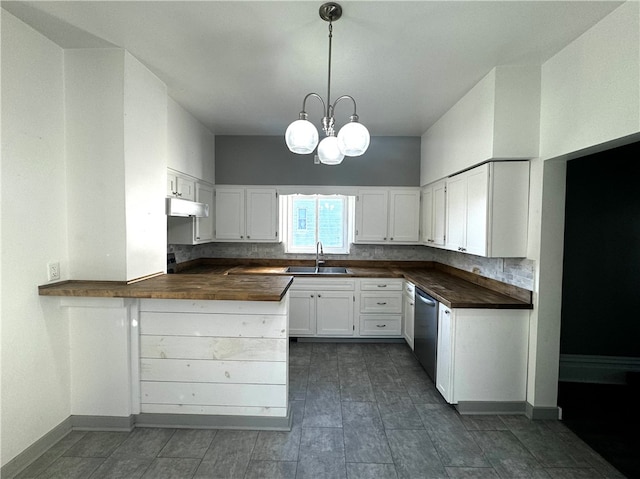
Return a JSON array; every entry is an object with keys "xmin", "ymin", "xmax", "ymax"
[{"xmin": 39, "ymin": 260, "xmax": 532, "ymax": 430}]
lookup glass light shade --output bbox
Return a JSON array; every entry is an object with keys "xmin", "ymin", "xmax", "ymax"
[
  {"xmin": 337, "ymin": 121, "xmax": 370, "ymax": 156},
  {"xmin": 285, "ymin": 119, "xmax": 319, "ymax": 154},
  {"xmin": 317, "ymin": 136, "xmax": 345, "ymax": 165}
]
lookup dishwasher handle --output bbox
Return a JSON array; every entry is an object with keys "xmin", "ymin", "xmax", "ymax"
[{"xmin": 416, "ymin": 291, "xmax": 436, "ymax": 307}]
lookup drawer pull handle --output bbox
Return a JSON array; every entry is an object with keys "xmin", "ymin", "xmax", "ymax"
[
  {"xmin": 376, "ymin": 324, "xmax": 386, "ymax": 328},
  {"xmin": 377, "ymin": 285, "xmax": 387, "ymax": 288},
  {"xmin": 376, "ymin": 302, "xmax": 387, "ymax": 305}
]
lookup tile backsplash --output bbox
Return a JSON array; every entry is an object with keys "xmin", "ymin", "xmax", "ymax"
[{"xmin": 168, "ymin": 242, "xmax": 535, "ymax": 290}]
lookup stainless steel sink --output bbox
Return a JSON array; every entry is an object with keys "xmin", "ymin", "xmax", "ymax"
[
  {"xmin": 317, "ymin": 266, "xmax": 348, "ymax": 274},
  {"xmin": 285, "ymin": 266, "xmax": 349, "ymax": 274},
  {"xmin": 285, "ymin": 266, "xmax": 318, "ymax": 273}
]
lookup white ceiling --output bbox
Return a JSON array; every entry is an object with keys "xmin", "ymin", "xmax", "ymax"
[{"xmin": 3, "ymin": 1, "xmax": 622, "ymax": 137}]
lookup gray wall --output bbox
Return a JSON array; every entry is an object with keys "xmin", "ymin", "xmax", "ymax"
[{"xmin": 215, "ymin": 135, "xmax": 421, "ymax": 186}]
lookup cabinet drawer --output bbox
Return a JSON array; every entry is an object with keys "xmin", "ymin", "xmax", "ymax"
[
  {"xmin": 404, "ymin": 281, "xmax": 415, "ymax": 297},
  {"xmin": 290, "ymin": 278, "xmax": 355, "ymax": 291},
  {"xmin": 360, "ymin": 315, "xmax": 402, "ymax": 336},
  {"xmin": 359, "ymin": 279, "xmax": 403, "ymax": 291},
  {"xmin": 360, "ymin": 293, "xmax": 402, "ymax": 313}
]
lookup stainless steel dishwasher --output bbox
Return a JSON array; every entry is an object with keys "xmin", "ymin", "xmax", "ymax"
[{"xmin": 414, "ymin": 288, "xmax": 439, "ymax": 382}]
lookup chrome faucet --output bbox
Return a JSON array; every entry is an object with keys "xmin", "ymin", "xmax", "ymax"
[{"xmin": 315, "ymin": 241, "xmax": 325, "ymax": 270}]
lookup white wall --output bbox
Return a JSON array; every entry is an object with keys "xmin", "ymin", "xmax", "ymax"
[
  {"xmin": 528, "ymin": 0, "xmax": 640, "ymax": 409},
  {"xmin": 167, "ymin": 97, "xmax": 215, "ymax": 183},
  {"xmin": 420, "ymin": 65, "xmax": 540, "ymax": 186},
  {"xmin": 1, "ymin": 11, "xmax": 71, "ymax": 466},
  {"xmin": 123, "ymin": 52, "xmax": 168, "ymax": 280},
  {"xmin": 66, "ymin": 49, "xmax": 168, "ymax": 281},
  {"xmin": 65, "ymin": 49, "xmax": 127, "ymax": 280},
  {"xmin": 540, "ymin": 1, "xmax": 640, "ymax": 159}
]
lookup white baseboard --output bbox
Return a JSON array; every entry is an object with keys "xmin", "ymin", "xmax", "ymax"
[{"xmin": 559, "ymin": 354, "xmax": 640, "ymax": 384}]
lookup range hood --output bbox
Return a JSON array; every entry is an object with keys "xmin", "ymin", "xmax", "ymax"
[{"xmin": 166, "ymin": 197, "xmax": 209, "ymax": 218}]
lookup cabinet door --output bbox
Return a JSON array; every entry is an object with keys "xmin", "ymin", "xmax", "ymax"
[
  {"xmin": 289, "ymin": 291, "xmax": 316, "ymax": 336},
  {"xmin": 167, "ymin": 174, "xmax": 178, "ymax": 197},
  {"xmin": 316, "ymin": 291, "xmax": 354, "ymax": 336},
  {"xmin": 464, "ymin": 165, "xmax": 489, "ymax": 256},
  {"xmin": 176, "ymin": 176, "xmax": 195, "ymax": 201},
  {"xmin": 445, "ymin": 174, "xmax": 466, "ymax": 252},
  {"xmin": 403, "ymin": 293, "xmax": 415, "ymax": 349},
  {"xmin": 246, "ymin": 188, "xmax": 278, "ymax": 241},
  {"xmin": 355, "ymin": 189, "xmax": 389, "ymax": 243},
  {"xmin": 194, "ymin": 182, "xmax": 214, "ymax": 243},
  {"xmin": 435, "ymin": 304, "xmax": 453, "ymax": 402},
  {"xmin": 420, "ymin": 186, "xmax": 433, "ymax": 244},
  {"xmin": 389, "ymin": 189, "xmax": 420, "ymax": 242},
  {"xmin": 215, "ymin": 188, "xmax": 245, "ymax": 240},
  {"xmin": 431, "ymin": 180, "xmax": 447, "ymax": 247}
]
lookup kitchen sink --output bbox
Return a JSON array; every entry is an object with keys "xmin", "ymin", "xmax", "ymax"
[
  {"xmin": 285, "ymin": 266, "xmax": 349, "ymax": 274},
  {"xmin": 285, "ymin": 266, "xmax": 318, "ymax": 273},
  {"xmin": 317, "ymin": 267, "xmax": 348, "ymax": 274}
]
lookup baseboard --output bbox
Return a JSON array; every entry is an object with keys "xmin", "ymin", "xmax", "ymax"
[
  {"xmin": 0, "ymin": 417, "xmax": 72, "ymax": 479},
  {"xmin": 70, "ymin": 415, "xmax": 135, "ymax": 431},
  {"xmin": 559, "ymin": 354, "xmax": 640, "ymax": 385},
  {"xmin": 294, "ymin": 337, "xmax": 405, "ymax": 343},
  {"xmin": 135, "ymin": 411, "xmax": 292, "ymax": 431},
  {"xmin": 1, "ymin": 411, "xmax": 292, "ymax": 479},
  {"xmin": 525, "ymin": 403, "xmax": 561, "ymax": 420},
  {"xmin": 455, "ymin": 401, "xmax": 526, "ymax": 415}
]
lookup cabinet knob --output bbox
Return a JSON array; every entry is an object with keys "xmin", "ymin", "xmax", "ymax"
[
  {"xmin": 247, "ymin": 236, "xmax": 250, "ymax": 239},
  {"xmin": 383, "ymin": 237, "xmax": 387, "ymax": 240},
  {"xmin": 390, "ymin": 237, "xmax": 393, "ymax": 241},
  {"xmin": 240, "ymin": 235, "xmax": 244, "ymax": 239},
  {"xmin": 445, "ymin": 310, "xmax": 450, "ymax": 315},
  {"xmin": 177, "ymin": 192, "xmax": 182, "ymax": 197},
  {"xmin": 196, "ymin": 237, "xmax": 200, "ymax": 240},
  {"xmin": 318, "ymin": 294, "xmax": 322, "ymax": 298},
  {"xmin": 310, "ymin": 295, "xmax": 314, "ymax": 298},
  {"xmin": 409, "ymin": 302, "xmax": 414, "ymax": 306}
]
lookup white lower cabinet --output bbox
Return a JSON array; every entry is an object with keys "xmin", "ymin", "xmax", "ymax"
[
  {"xmin": 403, "ymin": 281, "xmax": 415, "ymax": 349},
  {"xmin": 358, "ymin": 279, "xmax": 403, "ymax": 337},
  {"xmin": 436, "ymin": 303, "xmax": 529, "ymax": 405},
  {"xmin": 288, "ymin": 279, "xmax": 355, "ymax": 337}
]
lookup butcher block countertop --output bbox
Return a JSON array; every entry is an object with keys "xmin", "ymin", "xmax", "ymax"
[
  {"xmin": 39, "ymin": 259, "xmax": 532, "ymax": 309},
  {"xmin": 38, "ymin": 273, "xmax": 293, "ymax": 302}
]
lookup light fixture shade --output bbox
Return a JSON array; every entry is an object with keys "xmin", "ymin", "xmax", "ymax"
[
  {"xmin": 317, "ymin": 136, "xmax": 345, "ymax": 165},
  {"xmin": 337, "ymin": 121, "xmax": 370, "ymax": 156},
  {"xmin": 285, "ymin": 119, "xmax": 319, "ymax": 154}
]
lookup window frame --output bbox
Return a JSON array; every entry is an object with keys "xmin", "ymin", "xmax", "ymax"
[{"xmin": 283, "ymin": 194, "xmax": 353, "ymax": 254}]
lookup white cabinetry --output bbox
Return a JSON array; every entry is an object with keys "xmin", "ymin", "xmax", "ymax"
[
  {"xmin": 420, "ymin": 180, "xmax": 446, "ymax": 247},
  {"xmin": 436, "ymin": 303, "xmax": 529, "ymax": 405},
  {"xmin": 358, "ymin": 279, "xmax": 403, "ymax": 337},
  {"xmin": 167, "ymin": 180, "xmax": 214, "ymax": 245},
  {"xmin": 445, "ymin": 161, "xmax": 529, "ymax": 257},
  {"xmin": 289, "ymin": 279, "xmax": 355, "ymax": 337},
  {"xmin": 167, "ymin": 169, "xmax": 195, "ymax": 200},
  {"xmin": 215, "ymin": 187, "xmax": 279, "ymax": 242},
  {"xmin": 403, "ymin": 281, "xmax": 415, "ymax": 349},
  {"xmin": 355, "ymin": 188, "xmax": 420, "ymax": 244}
]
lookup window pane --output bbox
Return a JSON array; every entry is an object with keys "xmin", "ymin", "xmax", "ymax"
[
  {"xmin": 291, "ymin": 197, "xmax": 316, "ymax": 248},
  {"xmin": 318, "ymin": 198, "xmax": 344, "ymax": 248}
]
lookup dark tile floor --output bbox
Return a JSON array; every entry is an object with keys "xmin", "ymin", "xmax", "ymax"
[
  {"xmin": 558, "ymin": 381, "xmax": 639, "ymax": 479},
  {"xmin": 14, "ymin": 342, "xmax": 627, "ymax": 479}
]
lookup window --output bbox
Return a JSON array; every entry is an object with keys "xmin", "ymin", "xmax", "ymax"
[{"xmin": 284, "ymin": 194, "xmax": 352, "ymax": 254}]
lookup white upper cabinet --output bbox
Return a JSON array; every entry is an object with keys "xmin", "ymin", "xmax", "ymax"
[
  {"xmin": 214, "ymin": 187, "xmax": 245, "ymax": 240},
  {"xmin": 166, "ymin": 169, "xmax": 196, "ymax": 201},
  {"xmin": 215, "ymin": 187, "xmax": 279, "ymax": 242},
  {"xmin": 355, "ymin": 188, "xmax": 420, "ymax": 244},
  {"xmin": 444, "ymin": 161, "xmax": 529, "ymax": 258},
  {"xmin": 421, "ymin": 180, "xmax": 446, "ymax": 247},
  {"xmin": 246, "ymin": 188, "xmax": 279, "ymax": 241},
  {"xmin": 167, "ymin": 179, "xmax": 214, "ymax": 245}
]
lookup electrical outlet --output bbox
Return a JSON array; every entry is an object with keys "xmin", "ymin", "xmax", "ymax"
[{"xmin": 47, "ymin": 261, "xmax": 60, "ymax": 281}]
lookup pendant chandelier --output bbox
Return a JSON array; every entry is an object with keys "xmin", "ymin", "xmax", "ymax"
[{"xmin": 285, "ymin": 2, "xmax": 370, "ymax": 165}]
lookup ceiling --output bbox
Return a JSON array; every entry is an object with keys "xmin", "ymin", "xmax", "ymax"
[{"xmin": 3, "ymin": 1, "xmax": 622, "ymax": 137}]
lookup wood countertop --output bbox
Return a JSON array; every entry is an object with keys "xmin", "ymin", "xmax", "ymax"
[
  {"xmin": 38, "ymin": 259, "xmax": 532, "ymax": 309},
  {"xmin": 38, "ymin": 273, "xmax": 293, "ymax": 302}
]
